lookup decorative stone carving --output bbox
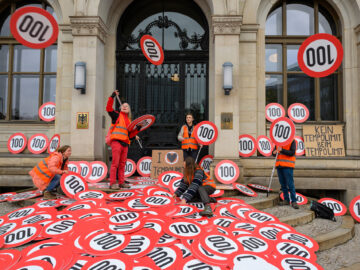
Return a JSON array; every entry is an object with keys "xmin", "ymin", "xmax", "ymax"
[
  {"xmin": 355, "ymin": 24, "xmax": 360, "ymax": 44},
  {"xmin": 212, "ymin": 16, "xmax": 242, "ymax": 35},
  {"xmin": 58, "ymin": 24, "xmax": 73, "ymax": 43},
  {"xmin": 70, "ymin": 16, "xmax": 108, "ymax": 44}
]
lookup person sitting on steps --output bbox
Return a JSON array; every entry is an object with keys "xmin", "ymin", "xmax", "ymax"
[{"xmin": 173, "ymin": 156, "xmax": 217, "ymax": 216}]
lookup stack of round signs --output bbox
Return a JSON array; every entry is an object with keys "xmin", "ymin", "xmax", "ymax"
[{"xmin": 0, "ymin": 186, "xmax": 323, "ymax": 269}]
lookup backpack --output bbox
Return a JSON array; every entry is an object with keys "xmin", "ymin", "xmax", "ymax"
[{"xmin": 310, "ymin": 200, "xmax": 336, "ymax": 222}]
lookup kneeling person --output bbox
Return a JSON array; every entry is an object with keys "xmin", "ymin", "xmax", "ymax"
[{"xmin": 173, "ymin": 156, "xmax": 216, "ymax": 216}]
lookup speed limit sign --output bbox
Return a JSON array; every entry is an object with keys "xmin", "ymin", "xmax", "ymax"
[
  {"xmin": 28, "ymin": 133, "xmax": 49, "ymax": 154},
  {"xmin": 239, "ymin": 134, "xmax": 257, "ymax": 157},
  {"xmin": 47, "ymin": 134, "xmax": 60, "ymax": 154},
  {"xmin": 215, "ymin": 160, "xmax": 240, "ymax": 185},
  {"xmin": 7, "ymin": 133, "xmax": 27, "ymax": 154},
  {"xmin": 295, "ymin": 136, "xmax": 305, "ymax": 156},
  {"xmin": 349, "ymin": 195, "xmax": 360, "ymax": 223},
  {"xmin": 137, "ymin": 156, "xmax": 152, "ymax": 177},
  {"xmin": 256, "ymin": 135, "xmax": 274, "ymax": 157},
  {"xmin": 38, "ymin": 102, "xmax": 55, "ymax": 122},
  {"xmin": 288, "ymin": 103, "xmax": 309, "ymax": 123},
  {"xmin": 265, "ymin": 103, "xmax": 285, "ymax": 122},
  {"xmin": 125, "ymin": 159, "xmax": 136, "ymax": 177},
  {"xmin": 140, "ymin": 35, "xmax": 164, "ymax": 66},
  {"xmin": 199, "ymin": 155, "xmax": 213, "ymax": 173},
  {"xmin": 298, "ymin": 33, "xmax": 343, "ymax": 78},
  {"xmin": 193, "ymin": 121, "xmax": 218, "ymax": 145},
  {"xmin": 87, "ymin": 161, "xmax": 107, "ymax": 183},
  {"xmin": 269, "ymin": 117, "xmax": 295, "ymax": 146},
  {"xmin": 60, "ymin": 172, "xmax": 88, "ymax": 198},
  {"xmin": 10, "ymin": 7, "xmax": 59, "ymax": 49}
]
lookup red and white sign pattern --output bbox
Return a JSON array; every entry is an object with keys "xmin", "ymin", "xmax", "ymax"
[
  {"xmin": 239, "ymin": 134, "xmax": 257, "ymax": 157},
  {"xmin": 215, "ymin": 160, "xmax": 240, "ymax": 185},
  {"xmin": 28, "ymin": 133, "xmax": 49, "ymax": 154},
  {"xmin": 137, "ymin": 156, "xmax": 152, "ymax": 177},
  {"xmin": 7, "ymin": 133, "xmax": 27, "ymax": 154},
  {"xmin": 265, "ymin": 103, "xmax": 285, "ymax": 122},
  {"xmin": 38, "ymin": 102, "xmax": 56, "ymax": 122}
]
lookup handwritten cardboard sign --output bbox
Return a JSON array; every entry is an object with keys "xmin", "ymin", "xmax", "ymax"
[
  {"xmin": 150, "ymin": 150, "xmax": 184, "ymax": 179},
  {"xmin": 303, "ymin": 125, "xmax": 345, "ymax": 157}
]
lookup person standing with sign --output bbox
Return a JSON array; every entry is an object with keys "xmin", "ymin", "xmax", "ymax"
[
  {"xmin": 273, "ymin": 140, "xmax": 299, "ymax": 209},
  {"xmin": 106, "ymin": 90, "xmax": 139, "ymax": 189},
  {"xmin": 29, "ymin": 145, "xmax": 71, "ymax": 199},
  {"xmin": 178, "ymin": 113, "xmax": 199, "ymax": 161},
  {"xmin": 173, "ymin": 156, "xmax": 216, "ymax": 216}
]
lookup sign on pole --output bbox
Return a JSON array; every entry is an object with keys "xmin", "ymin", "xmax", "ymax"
[
  {"xmin": 193, "ymin": 121, "xmax": 218, "ymax": 145},
  {"xmin": 269, "ymin": 117, "xmax": 295, "ymax": 147},
  {"xmin": 140, "ymin": 35, "xmax": 164, "ymax": 66},
  {"xmin": 298, "ymin": 33, "xmax": 343, "ymax": 78},
  {"xmin": 128, "ymin": 115, "xmax": 156, "ymax": 133},
  {"xmin": 10, "ymin": 7, "xmax": 59, "ymax": 49}
]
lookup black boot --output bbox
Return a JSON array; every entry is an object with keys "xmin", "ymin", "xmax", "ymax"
[{"xmin": 199, "ymin": 204, "xmax": 213, "ymax": 217}]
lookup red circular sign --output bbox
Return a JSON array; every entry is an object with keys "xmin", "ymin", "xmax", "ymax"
[
  {"xmin": 78, "ymin": 161, "xmax": 91, "ymax": 179},
  {"xmin": 288, "ymin": 103, "xmax": 309, "ymax": 123},
  {"xmin": 60, "ymin": 172, "xmax": 88, "ymax": 198},
  {"xmin": 67, "ymin": 162, "xmax": 80, "ymax": 174},
  {"xmin": 280, "ymin": 192, "xmax": 308, "ymax": 205},
  {"xmin": 124, "ymin": 159, "xmax": 136, "ymax": 177},
  {"xmin": 38, "ymin": 102, "xmax": 56, "ymax": 122},
  {"xmin": 215, "ymin": 160, "xmax": 240, "ymax": 185},
  {"xmin": 10, "ymin": 7, "xmax": 59, "ymax": 49},
  {"xmin": 239, "ymin": 134, "xmax": 257, "ymax": 157},
  {"xmin": 199, "ymin": 155, "xmax": 213, "ymax": 173},
  {"xmin": 28, "ymin": 133, "xmax": 49, "ymax": 154},
  {"xmin": 269, "ymin": 117, "xmax": 295, "ymax": 147},
  {"xmin": 349, "ymin": 195, "xmax": 360, "ymax": 223},
  {"xmin": 158, "ymin": 171, "xmax": 183, "ymax": 187},
  {"xmin": 193, "ymin": 121, "xmax": 218, "ymax": 145},
  {"xmin": 47, "ymin": 134, "xmax": 60, "ymax": 154},
  {"xmin": 7, "ymin": 133, "xmax": 27, "ymax": 154},
  {"xmin": 294, "ymin": 136, "xmax": 305, "ymax": 156},
  {"xmin": 248, "ymin": 183, "xmax": 272, "ymax": 192},
  {"xmin": 256, "ymin": 135, "xmax": 274, "ymax": 157},
  {"xmin": 298, "ymin": 33, "xmax": 343, "ymax": 78},
  {"xmin": 137, "ymin": 156, "xmax": 152, "ymax": 177},
  {"xmin": 233, "ymin": 183, "xmax": 257, "ymax": 197},
  {"xmin": 128, "ymin": 114, "xmax": 156, "ymax": 133},
  {"xmin": 87, "ymin": 161, "xmax": 107, "ymax": 183},
  {"xmin": 140, "ymin": 35, "xmax": 164, "ymax": 65},
  {"xmin": 265, "ymin": 103, "xmax": 285, "ymax": 122}
]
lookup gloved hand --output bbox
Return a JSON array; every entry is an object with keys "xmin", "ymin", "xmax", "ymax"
[
  {"xmin": 136, "ymin": 125, "xmax": 142, "ymax": 131},
  {"xmin": 111, "ymin": 91, "xmax": 116, "ymax": 98}
]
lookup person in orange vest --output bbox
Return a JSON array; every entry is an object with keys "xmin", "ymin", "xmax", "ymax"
[
  {"xmin": 178, "ymin": 113, "xmax": 199, "ymax": 161},
  {"xmin": 29, "ymin": 145, "xmax": 71, "ymax": 200},
  {"xmin": 106, "ymin": 90, "xmax": 140, "ymax": 189},
  {"xmin": 173, "ymin": 156, "xmax": 217, "ymax": 216},
  {"xmin": 273, "ymin": 140, "xmax": 299, "ymax": 209}
]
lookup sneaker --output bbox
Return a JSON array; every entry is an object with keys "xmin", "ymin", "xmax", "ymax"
[
  {"xmin": 209, "ymin": 197, "xmax": 217, "ymax": 204},
  {"xmin": 291, "ymin": 202, "xmax": 299, "ymax": 209},
  {"xmin": 110, "ymin": 184, "xmax": 119, "ymax": 189},
  {"xmin": 119, "ymin": 183, "xmax": 131, "ymax": 189},
  {"xmin": 199, "ymin": 204, "xmax": 214, "ymax": 217},
  {"xmin": 279, "ymin": 200, "xmax": 290, "ymax": 206},
  {"xmin": 43, "ymin": 191, "xmax": 57, "ymax": 200}
]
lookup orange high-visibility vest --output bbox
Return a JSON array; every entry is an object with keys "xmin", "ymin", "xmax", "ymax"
[
  {"xmin": 32, "ymin": 154, "xmax": 60, "ymax": 185},
  {"xmin": 110, "ymin": 113, "xmax": 130, "ymax": 144},
  {"xmin": 181, "ymin": 125, "xmax": 198, "ymax": 150},
  {"xmin": 204, "ymin": 171, "xmax": 216, "ymax": 189},
  {"xmin": 275, "ymin": 142, "xmax": 296, "ymax": 168}
]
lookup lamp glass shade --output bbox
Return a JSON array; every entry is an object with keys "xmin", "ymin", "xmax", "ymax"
[
  {"xmin": 74, "ymin": 62, "xmax": 86, "ymax": 89},
  {"xmin": 223, "ymin": 62, "xmax": 233, "ymax": 90}
]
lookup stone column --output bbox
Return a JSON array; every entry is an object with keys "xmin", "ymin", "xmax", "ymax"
[{"xmin": 69, "ymin": 16, "xmax": 108, "ymax": 160}]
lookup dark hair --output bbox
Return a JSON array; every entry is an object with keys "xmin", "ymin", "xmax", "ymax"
[
  {"xmin": 56, "ymin": 145, "xmax": 71, "ymax": 154},
  {"xmin": 183, "ymin": 156, "xmax": 200, "ymax": 184}
]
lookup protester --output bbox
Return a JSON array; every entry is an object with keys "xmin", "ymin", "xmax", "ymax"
[
  {"xmin": 273, "ymin": 139, "xmax": 299, "ymax": 209},
  {"xmin": 29, "ymin": 145, "xmax": 71, "ymax": 199},
  {"xmin": 173, "ymin": 156, "xmax": 216, "ymax": 216},
  {"xmin": 178, "ymin": 113, "xmax": 199, "ymax": 160},
  {"xmin": 106, "ymin": 90, "xmax": 139, "ymax": 189}
]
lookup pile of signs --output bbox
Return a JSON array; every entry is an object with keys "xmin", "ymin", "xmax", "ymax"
[{"xmin": 0, "ymin": 187, "xmax": 324, "ymax": 269}]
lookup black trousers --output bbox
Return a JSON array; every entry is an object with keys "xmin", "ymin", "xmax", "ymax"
[
  {"xmin": 188, "ymin": 185, "xmax": 215, "ymax": 204},
  {"xmin": 183, "ymin": 149, "xmax": 198, "ymax": 161}
]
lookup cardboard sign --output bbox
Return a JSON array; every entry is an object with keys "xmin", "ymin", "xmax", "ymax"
[
  {"xmin": 47, "ymin": 134, "xmax": 60, "ymax": 154},
  {"xmin": 303, "ymin": 125, "xmax": 345, "ymax": 157},
  {"xmin": 151, "ymin": 150, "xmax": 183, "ymax": 179},
  {"xmin": 298, "ymin": 33, "xmax": 343, "ymax": 78},
  {"xmin": 10, "ymin": 7, "xmax": 58, "ymax": 49},
  {"xmin": 28, "ymin": 133, "xmax": 49, "ymax": 154},
  {"xmin": 265, "ymin": 103, "xmax": 285, "ymax": 122},
  {"xmin": 140, "ymin": 35, "xmax": 164, "ymax": 66},
  {"xmin": 7, "ymin": 133, "xmax": 27, "ymax": 154}
]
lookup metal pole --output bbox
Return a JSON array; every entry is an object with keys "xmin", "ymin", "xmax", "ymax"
[
  {"xmin": 115, "ymin": 95, "xmax": 122, "ymax": 107},
  {"xmin": 195, "ymin": 145, "xmax": 203, "ymax": 164},
  {"xmin": 267, "ymin": 151, "xmax": 279, "ymax": 197},
  {"xmin": 137, "ymin": 138, "xmax": 143, "ymax": 149}
]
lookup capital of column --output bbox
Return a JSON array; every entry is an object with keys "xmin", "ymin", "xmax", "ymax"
[
  {"xmin": 70, "ymin": 16, "xmax": 108, "ymax": 44},
  {"xmin": 212, "ymin": 16, "xmax": 242, "ymax": 36},
  {"xmin": 355, "ymin": 24, "xmax": 360, "ymax": 44}
]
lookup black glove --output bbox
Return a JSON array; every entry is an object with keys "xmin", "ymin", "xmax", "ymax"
[{"xmin": 111, "ymin": 92, "xmax": 116, "ymax": 98}]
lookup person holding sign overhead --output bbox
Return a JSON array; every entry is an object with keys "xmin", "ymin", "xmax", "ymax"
[
  {"xmin": 178, "ymin": 113, "xmax": 199, "ymax": 161},
  {"xmin": 273, "ymin": 140, "xmax": 299, "ymax": 209},
  {"xmin": 106, "ymin": 90, "xmax": 140, "ymax": 189},
  {"xmin": 29, "ymin": 145, "xmax": 71, "ymax": 199},
  {"xmin": 173, "ymin": 156, "xmax": 216, "ymax": 217}
]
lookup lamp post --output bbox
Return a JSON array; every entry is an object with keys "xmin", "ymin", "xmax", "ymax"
[
  {"xmin": 223, "ymin": 62, "xmax": 233, "ymax": 95},
  {"xmin": 74, "ymin": 62, "xmax": 86, "ymax": 94}
]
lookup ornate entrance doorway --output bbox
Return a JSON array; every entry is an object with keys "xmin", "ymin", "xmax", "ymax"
[{"xmin": 116, "ymin": 0, "xmax": 209, "ymax": 150}]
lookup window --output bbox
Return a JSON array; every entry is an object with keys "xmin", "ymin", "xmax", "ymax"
[
  {"xmin": 0, "ymin": 0, "xmax": 57, "ymax": 121},
  {"xmin": 265, "ymin": 0, "xmax": 341, "ymax": 121}
]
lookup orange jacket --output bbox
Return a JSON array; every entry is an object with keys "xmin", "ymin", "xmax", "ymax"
[
  {"xmin": 181, "ymin": 125, "xmax": 198, "ymax": 150},
  {"xmin": 275, "ymin": 141, "xmax": 296, "ymax": 168},
  {"xmin": 29, "ymin": 152, "xmax": 68, "ymax": 191},
  {"xmin": 110, "ymin": 113, "xmax": 130, "ymax": 144},
  {"xmin": 204, "ymin": 171, "xmax": 216, "ymax": 189}
]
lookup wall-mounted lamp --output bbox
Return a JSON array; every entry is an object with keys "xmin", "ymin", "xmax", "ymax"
[
  {"xmin": 223, "ymin": 62, "xmax": 233, "ymax": 95},
  {"xmin": 74, "ymin": 62, "xmax": 86, "ymax": 94}
]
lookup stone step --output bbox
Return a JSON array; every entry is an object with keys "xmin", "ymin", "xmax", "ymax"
[
  {"xmin": 339, "ymin": 263, "xmax": 360, "ymax": 270},
  {"xmin": 243, "ymin": 168, "xmax": 360, "ymax": 178},
  {"xmin": 279, "ymin": 211, "xmax": 315, "ymax": 227},
  {"xmin": 0, "ymin": 167, "xmax": 33, "ymax": 175},
  {"xmin": 0, "ymin": 175, "xmax": 33, "ymax": 187}
]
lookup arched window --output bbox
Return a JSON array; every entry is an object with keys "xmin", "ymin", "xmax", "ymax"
[
  {"xmin": 0, "ymin": 0, "xmax": 57, "ymax": 121},
  {"xmin": 265, "ymin": 0, "xmax": 341, "ymax": 121}
]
